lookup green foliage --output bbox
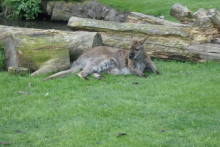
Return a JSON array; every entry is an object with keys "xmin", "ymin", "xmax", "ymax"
[
  {"xmin": 0, "ymin": 61, "xmax": 220, "ymax": 146},
  {"xmin": 3, "ymin": 0, "xmax": 42, "ymax": 20}
]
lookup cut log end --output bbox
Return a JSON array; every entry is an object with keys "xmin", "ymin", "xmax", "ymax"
[
  {"xmin": 8, "ymin": 66, "xmax": 29, "ymax": 76},
  {"xmin": 92, "ymin": 33, "xmax": 103, "ymax": 47},
  {"xmin": 4, "ymin": 34, "xmax": 18, "ymax": 68}
]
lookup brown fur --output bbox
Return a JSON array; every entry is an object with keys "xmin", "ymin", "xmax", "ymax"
[{"xmin": 43, "ymin": 34, "xmax": 159, "ymax": 81}]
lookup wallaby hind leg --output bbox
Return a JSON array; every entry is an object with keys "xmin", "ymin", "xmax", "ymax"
[
  {"xmin": 77, "ymin": 59, "xmax": 115, "ymax": 80},
  {"xmin": 92, "ymin": 73, "xmax": 105, "ymax": 80},
  {"xmin": 77, "ymin": 65, "xmax": 97, "ymax": 80}
]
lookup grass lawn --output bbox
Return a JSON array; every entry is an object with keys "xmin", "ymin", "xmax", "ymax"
[
  {"xmin": 98, "ymin": 0, "xmax": 220, "ymax": 21},
  {"xmin": 1, "ymin": 0, "xmax": 220, "ymax": 146},
  {"xmin": 0, "ymin": 60, "xmax": 220, "ymax": 146}
]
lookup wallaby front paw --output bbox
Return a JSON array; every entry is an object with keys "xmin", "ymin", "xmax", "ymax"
[
  {"xmin": 156, "ymin": 70, "xmax": 160, "ymax": 74},
  {"xmin": 142, "ymin": 74, "xmax": 147, "ymax": 78}
]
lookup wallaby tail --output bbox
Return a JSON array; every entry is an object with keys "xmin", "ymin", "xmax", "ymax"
[
  {"xmin": 43, "ymin": 63, "xmax": 82, "ymax": 82},
  {"xmin": 43, "ymin": 69, "xmax": 73, "ymax": 82}
]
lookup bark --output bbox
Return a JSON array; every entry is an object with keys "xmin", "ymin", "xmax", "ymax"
[
  {"xmin": 193, "ymin": 8, "xmax": 212, "ymax": 28},
  {"xmin": 101, "ymin": 32, "xmax": 220, "ymax": 62},
  {"xmin": 170, "ymin": 3, "xmax": 195, "ymax": 24},
  {"xmin": 67, "ymin": 17, "xmax": 220, "ymax": 62},
  {"xmin": 208, "ymin": 9, "xmax": 220, "ymax": 29},
  {"xmin": 126, "ymin": 12, "xmax": 189, "ymax": 27},
  {"xmin": 1, "ymin": 25, "xmax": 102, "ymax": 76}
]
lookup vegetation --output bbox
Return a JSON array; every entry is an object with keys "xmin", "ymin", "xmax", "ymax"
[
  {"xmin": 0, "ymin": 61, "xmax": 220, "ymax": 146},
  {"xmin": 2, "ymin": 0, "xmax": 42, "ymax": 20},
  {"xmin": 0, "ymin": 0, "xmax": 220, "ymax": 146}
]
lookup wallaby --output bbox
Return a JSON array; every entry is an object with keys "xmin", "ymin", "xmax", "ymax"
[{"xmin": 43, "ymin": 34, "xmax": 159, "ymax": 81}]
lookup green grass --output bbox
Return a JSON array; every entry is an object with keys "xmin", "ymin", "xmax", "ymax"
[
  {"xmin": 0, "ymin": 60, "xmax": 220, "ymax": 146},
  {"xmin": 98, "ymin": 0, "xmax": 220, "ymax": 21},
  {"xmin": 1, "ymin": 0, "xmax": 220, "ymax": 146}
]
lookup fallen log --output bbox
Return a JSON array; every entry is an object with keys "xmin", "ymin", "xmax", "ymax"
[
  {"xmin": 170, "ymin": 3, "xmax": 195, "ymax": 24},
  {"xmin": 208, "ymin": 9, "xmax": 220, "ymax": 29},
  {"xmin": 68, "ymin": 16, "xmax": 191, "ymax": 38},
  {"xmin": 126, "ymin": 12, "xmax": 189, "ymax": 27},
  {"xmin": 1, "ymin": 25, "xmax": 102, "ymax": 76},
  {"xmin": 68, "ymin": 17, "xmax": 220, "ymax": 62}
]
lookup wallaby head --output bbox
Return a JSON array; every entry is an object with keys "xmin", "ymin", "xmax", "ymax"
[{"xmin": 129, "ymin": 34, "xmax": 149, "ymax": 60}]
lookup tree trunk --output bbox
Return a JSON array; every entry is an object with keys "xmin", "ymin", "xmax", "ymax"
[
  {"xmin": 68, "ymin": 17, "xmax": 220, "ymax": 62},
  {"xmin": 1, "ymin": 25, "xmax": 102, "ymax": 76}
]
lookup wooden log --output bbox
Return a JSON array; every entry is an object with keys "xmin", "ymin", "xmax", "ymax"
[
  {"xmin": 126, "ymin": 12, "xmax": 189, "ymax": 27},
  {"xmin": 68, "ymin": 16, "xmax": 193, "ymax": 38},
  {"xmin": 101, "ymin": 32, "xmax": 220, "ymax": 62},
  {"xmin": 4, "ymin": 32, "xmax": 70, "ymax": 76},
  {"xmin": 67, "ymin": 16, "xmax": 218, "ymax": 43},
  {"xmin": 193, "ymin": 8, "xmax": 212, "ymax": 27},
  {"xmin": 1, "ymin": 25, "xmax": 102, "ymax": 76},
  {"xmin": 170, "ymin": 3, "xmax": 195, "ymax": 24},
  {"xmin": 208, "ymin": 9, "xmax": 220, "ymax": 29},
  {"xmin": 8, "ymin": 66, "xmax": 29, "ymax": 76},
  {"xmin": 67, "ymin": 17, "xmax": 220, "ymax": 62}
]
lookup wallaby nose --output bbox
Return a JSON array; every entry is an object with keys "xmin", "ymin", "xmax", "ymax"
[{"xmin": 129, "ymin": 53, "xmax": 134, "ymax": 59}]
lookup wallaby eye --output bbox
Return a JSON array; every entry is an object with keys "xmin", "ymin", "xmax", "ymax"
[{"xmin": 135, "ymin": 47, "xmax": 140, "ymax": 51}]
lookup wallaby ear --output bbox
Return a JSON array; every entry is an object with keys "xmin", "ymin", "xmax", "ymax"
[
  {"xmin": 139, "ymin": 35, "xmax": 149, "ymax": 44},
  {"xmin": 131, "ymin": 34, "xmax": 137, "ymax": 41}
]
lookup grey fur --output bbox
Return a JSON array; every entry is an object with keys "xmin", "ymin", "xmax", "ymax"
[{"xmin": 43, "ymin": 34, "xmax": 159, "ymax": 81}]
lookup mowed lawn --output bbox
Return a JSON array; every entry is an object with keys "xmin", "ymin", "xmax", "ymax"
[
  {"xmin": 1, "ymin": 0, "xmax": 220, "ymax": 146},
  {"xmin": 98, "ymin": 0, "xmax": 220, "ymax": 21},
  {"xmin": 0, "ymin": 60, "xmax": 220, "ymax": 146}
]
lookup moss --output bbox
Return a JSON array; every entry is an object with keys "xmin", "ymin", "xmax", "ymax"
[{"xmin": 17, "ymin": 35, "xmax": 69, "ymax": 68}]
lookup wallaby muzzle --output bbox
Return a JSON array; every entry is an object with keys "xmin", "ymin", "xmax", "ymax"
[{"xmin": 129, "ymin": 53, "xmax": 135, "ymax": 59}]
